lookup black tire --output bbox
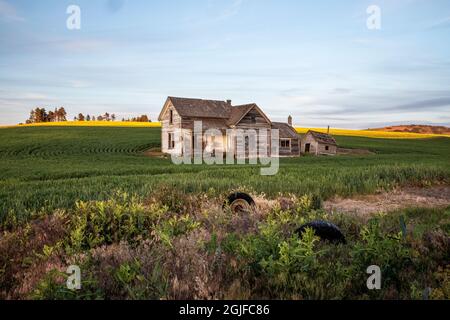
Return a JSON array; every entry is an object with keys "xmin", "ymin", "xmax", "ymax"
[
  {"xmin": 224, "ymin": 192, "xmax": 255, "ymax": 213},
  {"xmin": 295, "ymin": 220, "xmax": 346, "ymax": 244}
]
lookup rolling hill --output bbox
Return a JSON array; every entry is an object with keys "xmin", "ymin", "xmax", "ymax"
[{"xmin": 369, "ymin": 124, "xmax": 450, "ymax": 135}]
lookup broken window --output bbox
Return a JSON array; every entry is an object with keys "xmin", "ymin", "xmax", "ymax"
[
  {"xmin": 280, "ymin": 139, "xmax": 291, "ymax": 148},
  {"xmin": 168, "ymin": 132, "xmax": 175, "ymax": 149}
]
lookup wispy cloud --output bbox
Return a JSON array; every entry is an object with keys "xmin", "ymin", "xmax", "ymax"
[
  {"xmin": 106, "ymin": 0, "xmax": 126, "ymax": 13},
  {"xmin": 218, "ymin": 0, "xmax": 244, "ymax": 20},
  {"xmin": 70, "ymin": 80, "xmax": 91, "ymax": 89},
  {"xmin": 0, "ymin": 0, "xmax": 24, "ymax": 22},
  {"xmin": 427, "ymin": 16, "xmax": 450, "ymax": 30},
  {"xmin": 393, "ymin": 97, "xmax": 450, "ymax": 111},
  {"xmin": 187, "ymin": 0, "xmax": 246, "ymax": 25},
  {"xmin": 61, "ymin": 39, "xmax": 113, "ymax": 53},
  {"xmin": 332, "ymin": 88, "xmax": 352, "ymax": 94}
]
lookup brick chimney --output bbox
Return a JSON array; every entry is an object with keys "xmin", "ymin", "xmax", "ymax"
[
  {"xmin": 288, "ymin": 115, "xmax": 293, "ymax": 126},
  {"xmin": 226, "ymin": 99, "xmax": 232, "ymax": 106}
]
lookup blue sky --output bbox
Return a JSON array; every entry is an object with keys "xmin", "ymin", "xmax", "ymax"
[{"xmin": 0, "ymin": 0, "xmax": 449, "ymax": 128}]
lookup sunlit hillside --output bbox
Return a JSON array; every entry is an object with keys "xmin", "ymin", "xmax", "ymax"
[{"xmin": 295, "ymin": 127, "xmax": 450, "ymax": 139}]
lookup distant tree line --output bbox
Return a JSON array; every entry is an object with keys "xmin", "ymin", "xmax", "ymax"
[
  {"xmin": 121, "ymin": 115, "xmax": 150, "ymax": 122},
  {"xmin": 26, "ymin": 107, "xmax": 67, "ymax": 124},
  {"xmin": 25, "ymin": 108, "xmax": 151, "ymax": 123},
  {"xmin": 74, "ymin": 112, "xmax": 117, "ymax": 122},
  {"xmin": 75, "ymin": 113, "xmax": 151, "ymax": 122}
]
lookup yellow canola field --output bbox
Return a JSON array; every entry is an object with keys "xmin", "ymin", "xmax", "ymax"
[
  {"xmin": 1, "ymin": 121, "xmax": 162, "ymax": 128},
  {"xmin": 1, "ymin": 122, "xmax": 449, "ymax": 139}
]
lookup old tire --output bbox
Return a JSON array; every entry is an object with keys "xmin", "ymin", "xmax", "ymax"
[
  {"xmin": 295, "ymin": 220, "xmax": 346, "ymax": 244},
  {"xmin": 224, "ymin": 192, "xmax": 255, "ymax": 213}
]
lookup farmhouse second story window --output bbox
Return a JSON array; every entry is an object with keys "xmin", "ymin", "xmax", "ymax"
[
  {"xmin": 280, "ymin": 139, "xmax": 291, "ymax": 148},
  {"xmin": 169, "ymin": 110, "xmax": 173, "ymax": 125},
  {"xmin": 168, "ymin": 132, "xmax": 175, "ymax": 149}
]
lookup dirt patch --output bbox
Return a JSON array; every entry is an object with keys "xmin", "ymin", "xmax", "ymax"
[
  {"xmin": 324, "ymin": 185, "xmax": 450, "ymax": 216},
  {"xmin": 143, "ymin": 148, "xmax": 167, "ymax": 158}
]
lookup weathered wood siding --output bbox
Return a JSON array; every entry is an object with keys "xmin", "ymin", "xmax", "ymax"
[
  {"xmin": 300, "ymin": 133, "xmax": 316, "ymax": 154},
  {"xmin": 234, "ymin": 107, "xmax": 272, "ymax": 158},
  {"xmin": 291, "ymin": 138, "xmax": 300, "ymax": 156},
  {"xmin": 316, "ymin": 143, "xmax": 337, "ymax": 155},
  {"xmin": 279, "ymin": 138, "xmax": 300, "ymax": 156},
  {"xmin": 236, "ymin": 108, "xmax": 271, "ymax": 128},
  {"xmin": 161, "ymin": 102, "xmax": 230, "ymax": 156},
  {"xmin": 233, "ymin": 129, "xmax": 271, "ymax": 159},
  {"xmin": 161, "ymin": 102, "xmax": 182, "ymax": 154},
  {"xmin": 181, "ymin": 118, "xmax": 228, "ymax": 157}
]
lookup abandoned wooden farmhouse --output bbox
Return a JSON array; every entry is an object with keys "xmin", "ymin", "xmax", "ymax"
[{"xmin": 158, "ymin": 97, "xmax": 301, "ymax": 157}]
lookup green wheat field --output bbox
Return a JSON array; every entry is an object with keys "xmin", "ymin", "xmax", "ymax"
[{"xmin": 0, "ymin": 126, "xmax": 449, "ymax": 225}]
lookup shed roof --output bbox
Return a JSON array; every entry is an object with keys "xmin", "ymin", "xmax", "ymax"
[
  {"xmin": 272, "ymin": 122, "xmax": 299, "ymax": 139},
  {"xmin": 307, "ymin": 130, "xmax": 337, "ymax": 145}
]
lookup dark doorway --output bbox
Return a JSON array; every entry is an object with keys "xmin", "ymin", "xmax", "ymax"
[{"xmin": 305, "ymin": 143, "xmax": 311, "ymax": 153}]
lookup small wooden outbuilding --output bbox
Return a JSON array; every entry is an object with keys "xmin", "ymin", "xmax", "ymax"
[{"xmin": 301, "ymin": 130, "xmax": 337, "ymax": 155}]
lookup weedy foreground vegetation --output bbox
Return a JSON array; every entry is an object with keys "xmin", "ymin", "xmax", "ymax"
[
  {"xmin": 0, "ymin": 126, "xmax": 449, "ymax": 299},
  {"xmin": 0, "ymin": 189, "xmax": 449, "ymax": 299}
]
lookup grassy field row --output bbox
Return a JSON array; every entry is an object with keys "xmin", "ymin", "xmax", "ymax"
[{"xmin": 0, "ymin": 126, "xmax": 449, "ymax": 226}]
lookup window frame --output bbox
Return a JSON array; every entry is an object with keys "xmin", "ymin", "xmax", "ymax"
[
  {"xmin": 168, "ymin": 132, "xmax": 175, "ymax": 150},
  {"xmin": 280, "ymin": 138, "xmax": 291, "ymax": 150}
]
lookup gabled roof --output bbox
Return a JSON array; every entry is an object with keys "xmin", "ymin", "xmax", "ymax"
[
  {"xmin": 159, "ymin": 97, "xmax": 273, "ymax": 128},
  {"xmin": 158, "ymin": 97, "xmax": 232, "ymax": 121},
  {"xmin": 272, "ymin": 122, "xmax": 299, "ymax": 139},
  {"xmin": 227, "ymin": 104, "xmax": 255, "ymax": 126},
  {"xmin": 227, "ymin": 103, "xmax": 271, "ymax": 126},
  {"xmin": 307, "ymin": 130, "xmax": 337, "ymax": 145}
]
